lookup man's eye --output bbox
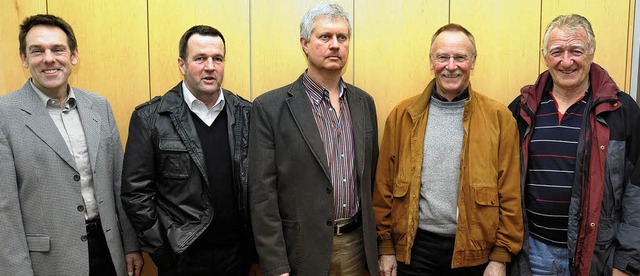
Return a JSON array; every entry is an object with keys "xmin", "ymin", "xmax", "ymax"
[{"xmin": 454, "ymin": 55, "xmax": 467, "ymax": 62}]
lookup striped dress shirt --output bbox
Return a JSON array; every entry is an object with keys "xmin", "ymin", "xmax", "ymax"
[{"xmin": 303, "ymin": 72, "xmax": 359, "ymax": 220}]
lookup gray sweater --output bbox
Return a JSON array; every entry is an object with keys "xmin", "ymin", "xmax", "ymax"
[{"xmin": 418, "ymin": 96, "xmax": 465, "ymax": 236}]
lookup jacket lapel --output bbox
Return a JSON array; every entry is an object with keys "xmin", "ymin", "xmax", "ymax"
[
  {"xmin": 20, "ymin": 83, "xmax": 77, "ymax": 171},
  {"xmin": 75, "ymin": 90, "xmax": 101, "ymax": 173},
  {"xmin": 346, "ymin": 88, "xmax": 365, "ymax": 181},
  {"xmin": 286, "ymin": 77, "xmax": 331, "ymax": 182}
]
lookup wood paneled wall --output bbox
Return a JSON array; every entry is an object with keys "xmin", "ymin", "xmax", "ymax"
[{"xmin": 0, "ymin": 1, "xmax": 635, "ymax": 275}]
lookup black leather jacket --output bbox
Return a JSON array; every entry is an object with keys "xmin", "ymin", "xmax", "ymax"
[{"xmin": 121, "ymin": 82, "xmax": 251, "ymax": 258}]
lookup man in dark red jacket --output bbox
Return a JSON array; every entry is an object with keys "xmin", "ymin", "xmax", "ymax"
[{"xmin": 509, "ymin": 14, "xmax": 640, "ymax": 276}]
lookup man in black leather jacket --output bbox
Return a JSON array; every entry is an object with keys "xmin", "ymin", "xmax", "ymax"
[{"xmin": 121, "ymin": 25, "xmax": 256, "ymax": 275}]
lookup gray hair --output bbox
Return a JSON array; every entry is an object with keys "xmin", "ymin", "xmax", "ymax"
[
  {"xmin": 542, "ymin": 14, "xmax": 596, "ymax": 56},
  {"xmin": 300, "ymin": 2, "xmax": 352, "ymax": 41}
]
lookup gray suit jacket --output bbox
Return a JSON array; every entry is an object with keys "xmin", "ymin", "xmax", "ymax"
[
  {"xmin": 0, "ymin": 81, "xmax": 139, "ymax": 276},
  {"xmin": 249, "ymin": 74, "xmax": 380, "ymax": 276}
]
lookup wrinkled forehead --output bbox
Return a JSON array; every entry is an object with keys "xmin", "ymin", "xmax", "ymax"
[
  {"xmin": 431, "ymin": 31, "xmax": 474, "ymax": 55},
  {"xmin": 546, "ymin": 27, "xmax": 590, "ymax": 50}
]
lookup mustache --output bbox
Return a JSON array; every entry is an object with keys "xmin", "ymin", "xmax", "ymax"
[{"xmin": 442, "ymin": 69, "xmax": 462, "ymax": 77}]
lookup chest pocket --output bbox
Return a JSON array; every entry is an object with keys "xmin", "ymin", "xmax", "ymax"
[{"xmin": 159, "ymin": 138, "xmax": 191, "ymax": 179}]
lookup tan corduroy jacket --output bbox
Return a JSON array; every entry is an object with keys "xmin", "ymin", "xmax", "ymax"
[{"xmin": 373, "ymin": 79, "xmax": 523, "ymax": 268}]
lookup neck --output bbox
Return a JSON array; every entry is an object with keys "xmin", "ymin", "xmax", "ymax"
[
  {"xmin": 552, "ymin": 82, "xmax": 588, "ymax": 104},
  {"xmin": 307, "ymin": 68, "xmax": 342, "ymax": 95},
  {"xmin": 436, "ymin": 88, "xmax": 466, "ymax": 102},
  {"xmin": 35, "ymin": 81, "xmax": 68, "ymax": 103}
]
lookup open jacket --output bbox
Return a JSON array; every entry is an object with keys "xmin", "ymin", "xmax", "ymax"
[
  {"xmin": 373, "ymin": 79, "xmax": 523, "ymax": 268},
  {"xmin": 121, "ymin": 82, "xmax": 252, "ymax": 260},
  {"xmin": 0, "ymin": 81, "xmax": 139, "ymax": 276},
  {"xmin": 509, "ymin": 63, "xmax": 640, "ymax": 276},
  {"xmin": 249, "ymin": 74, "xmax": 379, "ymax": 276}
]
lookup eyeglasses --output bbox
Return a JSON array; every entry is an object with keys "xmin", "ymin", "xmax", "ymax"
[{"xmin": 433, "ymin": 54, "xmax": 472, "ymax": 64}]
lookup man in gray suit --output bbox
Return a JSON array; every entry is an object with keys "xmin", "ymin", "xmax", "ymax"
[
  {"xmin": 249, "ymin": 2, "xmax": 379, "ymax": 276},
  {"xmin": 0, "ymin": 14, "xmax": 143, "ymax": 276}
]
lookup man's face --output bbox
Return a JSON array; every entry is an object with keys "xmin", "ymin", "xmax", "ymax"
[
  {"xmin": 429, "ymin": 31, "xmax": 475, "ymax": 97},
  {"xmin": 543, "ymin": 26, "xmax": 593, "ymax": 94},
  {"xmin": 20, "ymin": 25, "xmax": 78, "ymax": 96},
  {"xmin": 178, "ymin": 34, "xmax": 225, "ymax": 102},
  {"xmin": 301, "ymin": 16, "xmax": 350, "ymax": 73}
]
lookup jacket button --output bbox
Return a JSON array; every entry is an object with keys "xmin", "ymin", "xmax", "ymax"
[
  {"xmin": 73, "ymin": 174, "xmax": 80, "ymax": 181},
  {"xmin": 600, "ymin": 145, "xmax": 605, "ymax": 150},
  {"xmin": 77, "ymin": 205, "xmax": 85, "ymax": 212},
  {"xmin": 326, "ymin": 220, "xmax": 332, "ymax": 226},
  {"xmin": 326, "ymin": 187, "xmax": 331, "ymax": 194},
  {"xmin": 81, "ymin": 235, "xmax": 87, "ymax": 241},
  {"xmin": 590, "ymin": 222, "xmax": 596, "ymax": 228}
]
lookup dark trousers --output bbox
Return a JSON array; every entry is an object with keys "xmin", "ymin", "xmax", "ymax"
[
  {"xmin": 87, "ymin": 219, "xmax": 117, "ymax": 276},
  {"xmin": 397, "ymin": 229, "xmax": 487, "ymax": 276},
  {"xmin": 155, "ymin": 225, "xmax": 247, "ymax": 276}
]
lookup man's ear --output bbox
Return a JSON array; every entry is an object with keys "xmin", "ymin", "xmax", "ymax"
[
  {"xmin": 20, "ymin": 53, "xmax": 28, "ymax": 68},
  {"xmin": 70, "ymin": 48, "xmax": 79, "ymax": 65},
  {"xmin": 300, "ymin": 37, "xmax": 309, "ymax": 55},
  {"xmin": 178, "ymin": 57, "xmax": 186, "ymax": 75}
]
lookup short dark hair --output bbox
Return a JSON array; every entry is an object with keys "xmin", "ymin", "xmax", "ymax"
[
  {"xmin": 178, "ymin": 25, "xmax": 226, "ymax": 60},
  {"xmin": 430, "ymin": 23, "xmax": 477, "ymax": 56},
  {"xmin": 19, "ymin": 14, "xmax": 77, "ymax": 57}
]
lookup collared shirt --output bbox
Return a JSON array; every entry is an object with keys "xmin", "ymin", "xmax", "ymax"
[
  {"xmin": 182, "ymin": 82, "xmax": 225, "ymax": 126},
  {"xmin": 31, "ymin": 80, "xmax": 98, "ymax": 221},
  {"xmin": 303, "ymin": 72, "xmax": 358, "ymax": 220},
  {"xmin": 431, "ymin": 86, "xmax": 470, "ymax": 102}
]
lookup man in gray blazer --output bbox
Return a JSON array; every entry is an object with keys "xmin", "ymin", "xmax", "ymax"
[
  {"xmin": 0, "ymin": 14, "xmax": 143, "ymax": 276},
  {"xmin": 249, "ymin": 3, "xmax": 379, "ymax": 276}
]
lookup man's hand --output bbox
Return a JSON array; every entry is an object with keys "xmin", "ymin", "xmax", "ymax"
[
  {"xmin": 379, "ymin": 254, "xmax": 397, "ymax": 276},
  {"xmin": 483, "ymin": 261, "xmax": 506, "ymax": 276},
  {"xmin": 248, "ymin": 263, "xmax": 262, "ymax": 276},
  {"xmin": 125, "ymin": 252, "xmax": 144, "ymax": 276},
  {"xmin": 613, "ymin": 268, "xmax": 628, "ymax": 276},
  {"xmin": 277, "ymin": 273, "xmax": 289, "ymax": 276}
]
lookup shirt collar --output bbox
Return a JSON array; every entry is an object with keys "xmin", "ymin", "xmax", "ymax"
[
  {"xmin": 30, "ymin": 78, "xmax": 77, "ymax": 110},
  {"xmin": 302, "ymin": 71, "xmax": 347, "ymax": 103},
  {"xmin": 431, "ymin": 86, "xmax": 469, "ymax": 102},
  {"xmin": 181, "ymin": 81, "xmax": 225, "ymax": 111}
]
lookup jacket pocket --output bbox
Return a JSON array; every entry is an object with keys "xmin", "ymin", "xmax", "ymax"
[
  {"xmin": 25, "ymin": 234, "xmax": 50, "ymax": 252},
  {"xmin": 393, "ymin": 179, "xmax": 410, "ymax": 198},
  {"xmin": 159, "ymin": 139, "xmax": 191, "ymax": 179},
  {"xmin": 470, "ymin": 186, "xmax": 499, "ymax": 243}
]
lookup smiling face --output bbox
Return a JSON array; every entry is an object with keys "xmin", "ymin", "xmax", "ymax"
[
  {"xmin": 429, "ymin": 31, "xmax": 476, "ymax": 98},
  {"xmin": 301, "ymin": 16, "xmax": 350, "ymax": 75},
  {"xmin": 543, "ymin": 26, "xmax": 593, "ymax": 95},
  {"xmin": 20, "ymin": 25, "xmax": 78, "ymax": 98},
  {"xmin": 178, "ymin": 34, "xmax": 225, "ymax": 107}
]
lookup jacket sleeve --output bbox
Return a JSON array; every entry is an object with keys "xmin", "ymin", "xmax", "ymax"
[
  {"xmin": 373, "ymin": 107, "xmax": 399, "ymax": 256},
  {"xmin": 490, "ymin": 110, "xmax": 524, "ymax": 263},
  {"xmin": 0, "ymin": 125, "xmax": 35, "ymax": 276},
  {"xmin": 120, "ymin": 109, "xmax": 167, "ymax": 256},
  {"xmin": 613, "ymin": 98, "xmax": 640, "ymax": 275},
  {"xmin": 105, "ymin": 102, "xmax": 140, "ymax": 254},
  {"xmin": 248, "ymin": 98, "xmax": 291, "ymax": 276}
]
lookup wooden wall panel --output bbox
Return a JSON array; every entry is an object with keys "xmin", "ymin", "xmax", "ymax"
[
  {"xmin": 541, "ymin": 0, "xmax": 631, "ymax": 91},
  {"xmin": 148, "ymin": 0, "xmax": 251, "ymax": 99},
  {"xmin": 354, "ymin": 0, "xmax": 448, "ymax": 135},
  {"xmin": 452, "ymin": 1, "xmax": 541, "ymax": 105},
  {"xmin": 251, "ymin": 0, "xmax": 354, "ymax": 98},
  {"xmin": 0, "ymin": 0, "xmax": 46, "ymax": 95},
  {"xmin": 48, "ymin": 0, "xmax": 150, "ymax": 144},
  {"xmin": 625, "ymin": 0, "xmax": 635, "ymax": 92}
]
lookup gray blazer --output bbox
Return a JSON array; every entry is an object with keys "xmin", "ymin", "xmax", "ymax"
[
  {"xmin": 249, "ymin": 74, "xmax": 380, "ymax": 276},
  {"xmin": 0, "ymin": 81, "xmax": 139, "ymax": 276}
]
